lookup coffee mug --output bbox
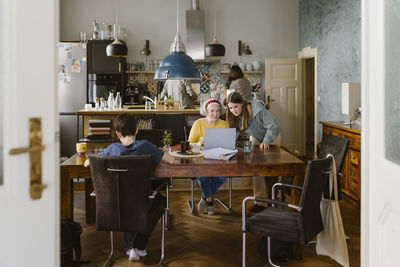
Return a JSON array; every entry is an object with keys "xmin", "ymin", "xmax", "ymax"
[
  {"xmin": 180, "ymin": 141, "xmax": 190, "ymax": 153},
  {"xmin": 76, "ymin": 142, "xmax": 87, "ymax": 155}
]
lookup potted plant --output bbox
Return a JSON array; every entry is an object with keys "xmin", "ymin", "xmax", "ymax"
[{"xmin": 162, "ymin": 130, "xmax": 173, "ymax": 151}]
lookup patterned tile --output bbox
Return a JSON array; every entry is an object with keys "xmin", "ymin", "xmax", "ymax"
[
  {"xmin": 200, "ymin": 82, "xmax": 210, "ymax": 94},
  {"xmin": 201, "ymin": 73, "xmax": 210, "ymax": 84},
  {"xmin": 147, "ymin": 82, "xmax": 158, "ymax": 98},
  {"xmin": 209, "ymin": 63, "xmax": 223, "ymax": 85},
  {"xmin": 199, "ymin": 63, "xmax": 210, "ymax": 74},
  {"xmin": 137, "ymin": 73, "xmax": 148, "ymax": 84},
  {"xmin": 127, "ymin": 74, "xmax": 136, "ymax": 85},
  {"xmin": 246, "ymin": 74, "xmax": 262, "ymax": 87}
]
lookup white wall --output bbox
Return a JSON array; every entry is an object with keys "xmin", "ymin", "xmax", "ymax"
[{"xmin": 61, "ymin": 0, "xmax": 298, "ymax": 65}]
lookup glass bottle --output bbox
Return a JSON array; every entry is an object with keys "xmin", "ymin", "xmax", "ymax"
[
  {"xmin": 114, "ymin": 92, "xmax": 122, "ymax": 109},
  {"xmin": 100, "ymin": 97, "xmax": 105, "ymax": 110},
  {"xmin": 107, "ymin": 92, "xmax": 114, "ymax": 110},
  {"xmin": 95, "ymin": 97, "xmax": 100, "ymax": 110}
]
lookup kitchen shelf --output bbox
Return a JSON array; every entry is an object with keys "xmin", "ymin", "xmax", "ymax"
[
  {"xmin": 220, "ymin": 70, "xmax": 263, "ymax": 74},
  {"xmin": 126, "ymin": 70, "xmax": 155, "ymax": 74},
  {"xmin": 126, "ymin": 70, "xmax": 263, "ymax": 74}
]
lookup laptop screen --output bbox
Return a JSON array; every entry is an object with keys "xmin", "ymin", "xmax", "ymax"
[{"xmin": 203, "ymin": 128, "xmax": 236, "ymax": 150}]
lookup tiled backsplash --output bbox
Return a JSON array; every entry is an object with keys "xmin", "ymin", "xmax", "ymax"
[{"xmin": 126, "ymin": 62, "xmax": 262, "ymax": 102}]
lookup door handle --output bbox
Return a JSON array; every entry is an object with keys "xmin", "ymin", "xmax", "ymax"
[
  {"xmin": 266, "ymin": 95, "xmax": 276, "ymax": 110},
  {"xmin": 9, "ymin": 118, "xmax": 47, "ymax": 200}
]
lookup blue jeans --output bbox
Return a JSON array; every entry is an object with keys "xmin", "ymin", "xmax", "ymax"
[{"xmin": 197, "ymin": 177, "xmax": 226, "ymax": 199}]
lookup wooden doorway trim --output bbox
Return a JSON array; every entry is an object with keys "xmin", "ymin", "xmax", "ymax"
[{"xmin": 298, "ymin": 46, "xmax": 318, "ymax": 158}]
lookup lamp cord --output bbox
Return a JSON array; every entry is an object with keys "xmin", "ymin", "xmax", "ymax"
[
  {"xmin": 115, "ymin": 0, "xmax": 118, "ymax": 28},
  {"xmin": 176, "ymin": 0, "xmax": 179, "ymax": 34},
  {"xmin": 214, "ymin": 9, "xmax": 217, "ymax": 38}
]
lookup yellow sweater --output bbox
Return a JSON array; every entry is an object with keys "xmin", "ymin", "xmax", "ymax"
[{"xmin": 188, "ymin": 118, "xmax": 228, "ymax": 143}]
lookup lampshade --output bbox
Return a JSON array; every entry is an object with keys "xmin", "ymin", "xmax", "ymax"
[
  {"xmin": 205, "ymin": 10, "xmax": 225, "ymax": 57},
  {"xmin": 106, "ymin": 38, "xmax": 128, "ymax": 57},
  {"xmin": 205, "ymin": 37, "xmax": 225, "ymax": 57},
  {"xmin": 155, "ymin": 51, "xmax": 200, "ymax": 80},
  {"xmin": 154, "ymin": 0, "xmax": 200, "ymax": 80},
  {"xmin": 106, "ymin": 0, "xmax": 128, "ymax": 58}
]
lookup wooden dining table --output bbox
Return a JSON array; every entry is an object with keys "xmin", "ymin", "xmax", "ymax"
[{"xmin": 60, "ymin": 145, "xmax": 305, "ymax": 223}]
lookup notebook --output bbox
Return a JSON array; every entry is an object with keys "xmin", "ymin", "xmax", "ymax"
[{"xmin": 203, "ymin": 128, "xmax": 236, "ymax": 150}]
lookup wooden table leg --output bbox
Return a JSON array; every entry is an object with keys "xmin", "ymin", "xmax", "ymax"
[
  {"xmin": 85, "ymin": 178, "xmax": 96, "ymax": 224},
  {"xmin": 60, "ymin": 167, "xmax": 72, "ymax": 220}
]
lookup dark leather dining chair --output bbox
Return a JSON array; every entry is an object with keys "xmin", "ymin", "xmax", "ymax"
[
  {"xmin": 136, "ymin": 128, "xmax": 173, "ymax": 229},
  {"xmin": 241, "ymin": 157, "xmax": 331, "ymax": 267},
  {"xmin": 89, "ymin": 154, "xmax": 167, "ymax": 267},
  {"xmin": 318, "ymin": 134, "xmax": 349, "ymax": 199}
]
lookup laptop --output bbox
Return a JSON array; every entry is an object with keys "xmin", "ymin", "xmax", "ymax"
[{"xmin": 203, "ymin": 128, "xmax": 236, "ymax": 150}]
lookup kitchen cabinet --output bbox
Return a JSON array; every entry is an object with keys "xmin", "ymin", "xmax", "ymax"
[{"xmin": 320, "ymin": 121, "xmax": 361, "ymax": 204}]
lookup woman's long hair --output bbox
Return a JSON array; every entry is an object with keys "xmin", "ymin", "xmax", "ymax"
[
  {"xmin": 227, "ymin": 65, "xmax": 244, "ymax": 86},
  {"xmin": 226, "ymin": 92, "xmax": 250, "ymax": 130}
]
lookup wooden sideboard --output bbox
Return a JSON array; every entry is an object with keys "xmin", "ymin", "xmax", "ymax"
[{"xmin": 320, "ymin": 121, "xmax": 361, "ymax": 204}]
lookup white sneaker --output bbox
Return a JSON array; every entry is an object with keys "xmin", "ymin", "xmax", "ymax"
[
  {"xmin": 207, "ymin": 205, "xmax": 215, "ymax": 215},
  {"xmin": 126, "ymin": 249, "xmax": 147, "ymax": 258},
  {"xmin": 137, "ymin": 249, "xmax": 147, "ymax": 257},
  {"xmin": 198, "ymin": 197, "xmax": 207, "ymax": 213},
  {"xmin": 127, "ymin": 249, "xmax": 140, "ymax": 261}
]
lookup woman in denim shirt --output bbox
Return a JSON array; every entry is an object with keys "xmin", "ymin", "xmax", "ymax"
[{"xmin": 226, "ymin": 92, "xmax": 280, "ymax": 213}]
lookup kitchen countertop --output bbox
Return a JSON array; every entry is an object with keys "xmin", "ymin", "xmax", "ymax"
[{"xmin": 76, "ymin": 107, "xmax": 200, "ymax": 115}]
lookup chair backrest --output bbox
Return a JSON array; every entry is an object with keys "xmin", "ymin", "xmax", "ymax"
[
  {"xmin": 136, "ymin": 129, "xmax": 173, "ymax": 147},
  {"xmin": 88, "ymin": 154, "xmax": 153, "ymax": 232},
  {"xmin": 298, "ymin": 157, "xmax": 332, "ymax": 244},
  {"xmin": 317, "ymin": 134, "xmax": 349, "ymax": 199}
]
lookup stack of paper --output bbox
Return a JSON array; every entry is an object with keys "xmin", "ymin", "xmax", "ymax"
[{"xmin": 201, "ymin": 147, "xmax": 238, "ymax": 160}]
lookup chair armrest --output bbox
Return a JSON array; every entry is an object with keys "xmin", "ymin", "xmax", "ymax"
[
  {"xmin": 148, "ymin": 181, "xmax": 168, "ymax": 199},
  {"xmin": 254, "ymin": 197, "xmax": 302, "ymax": 212},
  {"xmin": 272, "ymin": 182, "xmax": 303, "ymax": 201}
]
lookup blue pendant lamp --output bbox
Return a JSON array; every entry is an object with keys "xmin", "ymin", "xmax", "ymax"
[
  {"xmin": 155, "ymin": 0, "xmax": 200, "ymax": 80},
  {"xmin": 106, "ymin": 0, "xmax": 128, "ymax": 57}
]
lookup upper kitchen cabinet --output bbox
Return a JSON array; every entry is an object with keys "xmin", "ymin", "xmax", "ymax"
[{"xmin": 87, "ymin": 40, "xmax": 126, "ymax": 74}]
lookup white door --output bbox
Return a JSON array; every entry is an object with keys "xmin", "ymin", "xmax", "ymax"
[
  {"xmin": 0, "ymin": 0, "xmax": 59, "ymax": 266},
  {"xmin": 362, "ymin": 0, "xmax": 400, "ymax": 266},
  {"xmin": 265, "ymin": 58, "xmax": 303, "ymax": 154}
]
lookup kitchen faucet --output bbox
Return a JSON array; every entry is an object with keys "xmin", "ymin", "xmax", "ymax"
[{"xmin": 143, "ymin": 96, "xmax": 157, "ymax": 109}]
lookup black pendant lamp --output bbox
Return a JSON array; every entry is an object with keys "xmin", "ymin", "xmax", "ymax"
[
  {"xmin": 106, "ymin": 0, "xmax": 128, "ymax": 57},
  {"xmin": 205, "ymin": 10, "xmax": 225, "ymax": 57}
]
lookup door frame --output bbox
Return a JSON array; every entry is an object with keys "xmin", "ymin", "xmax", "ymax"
[{"xmin": 298, "ymin": 46, "xmax": 318, "ymax": 158}]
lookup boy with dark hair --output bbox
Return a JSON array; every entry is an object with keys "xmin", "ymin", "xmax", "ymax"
[{"xmin": 85, "ymin": 113, "xmax": 174, "ymax": 261}]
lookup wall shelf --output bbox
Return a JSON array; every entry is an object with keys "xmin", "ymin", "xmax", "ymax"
[
  {"xmin": 220, "ymin": 70, "xmax": 263, "ymax": 74},
  {"xmin": 126, "ymin": 70, "xmax": 156, "ymax": 74},
  {"xmin": 126, "ymin": 70, "xmax": 263, "ymax": 75}
]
